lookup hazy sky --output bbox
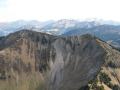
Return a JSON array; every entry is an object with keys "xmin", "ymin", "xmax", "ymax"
[{"xmin": 0, "ymin": 0, "xmax": 120, "ymax": 22}]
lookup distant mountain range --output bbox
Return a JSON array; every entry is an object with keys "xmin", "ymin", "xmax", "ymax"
[{"xmin": 1, "ymin": 19, "xmax": 120, "ymax": 47}]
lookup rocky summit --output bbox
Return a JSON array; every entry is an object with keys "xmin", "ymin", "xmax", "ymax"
[{"xmin": 0, "ymin": 30, "xmax": 120, "ymax": 90}]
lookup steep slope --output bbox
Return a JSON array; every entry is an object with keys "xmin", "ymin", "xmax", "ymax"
[
  {"xmin": 0, "ymin": 30, "xmax": 120, "ymax": 90},
  {"xmin": 96, "ymin": 39, "xmax": 120, "ymax": 89},
  {"xmin": 78, "ymin": 39, "xmax": 120, "ymax": 90}
]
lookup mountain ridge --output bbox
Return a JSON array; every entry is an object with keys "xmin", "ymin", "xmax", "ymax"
[
  {"xmin": 0, "ymin": 30, "xmax": 120, "ymax": 90},
  {"xmin": 1, "ymin": 19, "xmax": 120, "ymax": 48}
]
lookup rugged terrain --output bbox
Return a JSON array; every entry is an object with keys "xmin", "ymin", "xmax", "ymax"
[
  {"xmin": 1, "ymin": 20, "xmax": 120, "ymax": 48},
  {"xmin": 0, "ymin": 30, "xmax": 120, "ymax": 90}
]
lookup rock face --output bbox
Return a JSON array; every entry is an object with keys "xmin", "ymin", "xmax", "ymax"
[
  {"xmin": 0, "ymin": 30, "xmax": 120, "ymax": 90},
  {"xmin": 48, "ymin": 35, "xmax": 106, "ymax": 90}
]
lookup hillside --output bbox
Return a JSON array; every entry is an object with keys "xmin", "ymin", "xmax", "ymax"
[{"xmin": 0, "ymin": 30, "xmax": 120, "ymax": 90}]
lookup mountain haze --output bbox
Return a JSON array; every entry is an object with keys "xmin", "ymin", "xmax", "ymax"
[{"xmin": 1, "ymin": 19, "xmax": 120, "ymax": 48}]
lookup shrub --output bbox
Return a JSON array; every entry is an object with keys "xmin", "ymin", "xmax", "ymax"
[
  {"xmin": 88, "ymin": 78, "xmax": 104, "ymax": 90},
  {"xmin": 97, "ymin": 85, "xmax": 104, "ymax": 90},
  {"xmin": 108, "ymin": 61, "xmax": 117, "ymax": 68},
  {"xmin": 112, "ymin": 85, "xmax": 120, "ymax": 90},
  {"xmin": 99, "ymin": 72, "xmax": 111, "ymax": 85}
]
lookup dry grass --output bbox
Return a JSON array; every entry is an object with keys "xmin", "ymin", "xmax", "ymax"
[{"xmin": 0, "ymin": 72, "xmax": 46, "ymax": 90}]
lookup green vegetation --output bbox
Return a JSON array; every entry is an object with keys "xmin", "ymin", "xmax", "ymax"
[
  {"xmin": 79, "ymin": 77, "xmax": 105, "ymax": 90},
  {"xmin": 88, "ymin": 78, "xmax": 105, "ymax": 90},
  {"xmin": 108, "ymin": 61, "xmax": 117, "ymax": 68},
  {"xmin": 79, "ymin": 72, "xmax": 116, "ymax": 90},
  {"xmin": 99, "ymin": 72, "xmax": 111, "ymax": 86},
  {"xmin": 99, "ymin": 72, "xmax": 120, "ymax": 90},
  {"xmin": 89, "ymin": 78, "xmax": 98, "ymax": 89},
  {"xmin": 112, "ymin": 85, "xmax": 120, "ymax": 90},
  {"xmin": 97, "ymin": 86, "xmax": 104, "ymax": 90}
]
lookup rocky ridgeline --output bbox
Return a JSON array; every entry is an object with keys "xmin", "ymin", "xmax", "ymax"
[{"xmin": 0, "ymin": 30, "xmax": 119, "ymax": 90}]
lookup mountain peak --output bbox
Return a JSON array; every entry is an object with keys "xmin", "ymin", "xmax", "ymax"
[{"xmin": 0, "ymin": 30, "xmax": 120, "ymax": 90}]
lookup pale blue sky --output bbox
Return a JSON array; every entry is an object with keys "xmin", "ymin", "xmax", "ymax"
[
  {"xmin": 0, "ymin": 0, "xmax": 8, "ymax": 8},
  {"xmin": 0, "ymin": 0, "xmax": 120, "ymax": 22}
]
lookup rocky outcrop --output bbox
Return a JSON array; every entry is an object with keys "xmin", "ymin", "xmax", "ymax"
[{"xmin": 0, "ymin": 30, "xmax": 120, "ymax": 90}]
